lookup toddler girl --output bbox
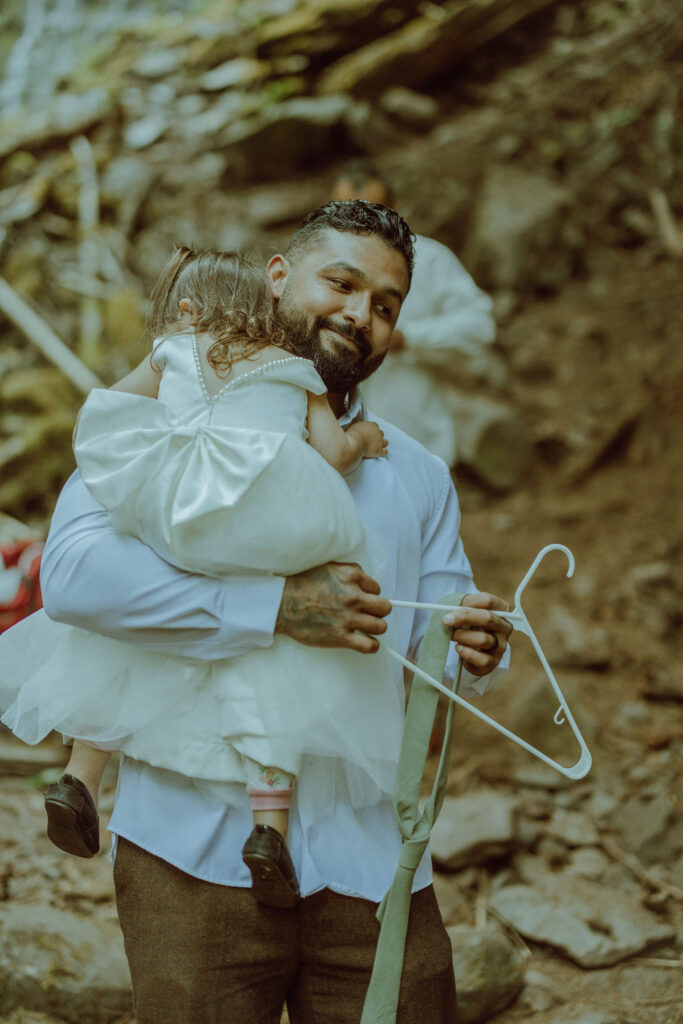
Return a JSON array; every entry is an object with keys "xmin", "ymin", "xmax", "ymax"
[{"xmin": 0, "ymin": 248, "xmax": 404, "ymax": 908}]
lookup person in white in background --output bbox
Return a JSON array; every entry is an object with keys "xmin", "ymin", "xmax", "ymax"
[{"xmin": 332, "ymin": 160, "xmax": 497, "ymax": 466}]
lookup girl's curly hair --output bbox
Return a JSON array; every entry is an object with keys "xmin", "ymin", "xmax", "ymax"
[{"xmin": 148, "ymin": 247, "xmax": 289, "ymax": 376}]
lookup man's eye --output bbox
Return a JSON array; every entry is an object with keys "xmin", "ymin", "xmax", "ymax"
[
  {"xmin": 331, "ymin": 279, "xmax": 351, "ymax": 290},
  {"xmin": 375, "ymin": 303, "xmax": 392, "ymax": 318}
]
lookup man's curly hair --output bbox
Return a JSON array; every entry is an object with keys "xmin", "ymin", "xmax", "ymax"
[{"xmin": 285, "ymin": 200, "xmax": 415, "ymax": 283}]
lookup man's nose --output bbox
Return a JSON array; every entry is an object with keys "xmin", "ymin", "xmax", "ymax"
[{"xmin": 342, "ymin": 292, "xmax": 372, "ymax": 331}]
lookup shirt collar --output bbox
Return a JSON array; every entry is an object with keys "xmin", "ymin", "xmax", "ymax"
[{"xmin": 339, "ymin": 388, "xmax": 366, "ymax": 427}]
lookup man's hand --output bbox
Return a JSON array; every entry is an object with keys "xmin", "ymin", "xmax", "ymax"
[
  {"xmin": 442, "ymin": 592, "xmax": 512, "ymax": 677},
  {"xmin": 275, "ymin": 562, "xmax": 391, "ymax": 654}
]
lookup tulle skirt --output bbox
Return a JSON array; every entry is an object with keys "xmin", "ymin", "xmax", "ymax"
[{"xmin": 0, "ymin": 609, "xmax": 404, "ymax": 807}]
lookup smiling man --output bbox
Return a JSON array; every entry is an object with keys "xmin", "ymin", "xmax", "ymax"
[{"xmin": 40, "ymin": 201, "xmax": 511, "ymax": 1024}]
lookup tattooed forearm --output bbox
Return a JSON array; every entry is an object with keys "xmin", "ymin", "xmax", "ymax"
[{"xmin": 275, "ymin": 562, "xmax": 391, "ymax": 654}]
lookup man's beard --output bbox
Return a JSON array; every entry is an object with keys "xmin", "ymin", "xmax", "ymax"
[{"xmin": 275, "ymin": 307, "xmax": 386, "ymax": 393}]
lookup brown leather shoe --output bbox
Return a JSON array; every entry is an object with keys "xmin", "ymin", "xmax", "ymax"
[
  {"xmin": 44, "ymin": 774, "xmax": 99, "ymax": 858},
  {"xmin": 241, "ymin": 824, "xmax": 301, "ymax": 909}
]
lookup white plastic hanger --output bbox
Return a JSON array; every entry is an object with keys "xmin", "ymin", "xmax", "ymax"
[{"xmin": 383, "ymin": 544, "xmax": 592, "ymax": 780}]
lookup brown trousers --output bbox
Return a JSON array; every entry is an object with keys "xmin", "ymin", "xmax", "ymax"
[{"xmin": 114, "ymin": 837, "xmax": 457, "ymax": 1024}]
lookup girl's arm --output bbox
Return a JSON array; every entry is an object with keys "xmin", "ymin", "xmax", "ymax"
[
  {"xmin": 109, "ymin": 355, "xmax": 161, "ymax": 397},
  {"xmin": 306, "ymin": 392, "xmax": 388, "ymax": 476}
]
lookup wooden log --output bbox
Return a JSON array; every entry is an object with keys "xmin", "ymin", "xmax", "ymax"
[
  {"xmin": 317, "ymin": 0, "xmax": 562, "ymax": 97},
  {"xmin": 0, "ymin": 277, "xmax": 101, "ymax": 395}
]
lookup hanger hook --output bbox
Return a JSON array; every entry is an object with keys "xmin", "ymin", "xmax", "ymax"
[{"xmin": 513, "ymin": 543, "xmax": 575, "ymax": 611}]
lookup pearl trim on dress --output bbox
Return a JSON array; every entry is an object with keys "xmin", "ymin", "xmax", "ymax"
[{"xmin": 190, "ymin": 335, "xmax": 311, "ymax": 405}]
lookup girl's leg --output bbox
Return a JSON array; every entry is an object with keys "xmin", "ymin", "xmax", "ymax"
[
  {"xmin": 244, "ymin": 761, "xmax": 296, "ymax": 839},
  {"xmin": 44, "ymin": 742, "xmax": 111, "ymax": 858},
  {"xmin": 64, "ymin": 742, "xmax": 111, "ymax": 807},
  {"xmin": 241, "ymin": 757, "xmax": 300, "ymax": 909}
]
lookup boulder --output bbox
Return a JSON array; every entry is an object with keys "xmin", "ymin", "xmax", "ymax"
[
  {"xmin": 0, "ymin": 89, "xmax": 112, "ymax": 160},
  {"xmin": 489, "ymin": 873, "xmax": 674, "ymax": 967},
  {"xmin": 544, "ymin": 808, "xmax": 600, "ymax": 848},
  {"xmin": 542, "ymin": 606, "xmax": 611, "ymax": 668},
  {"xmin": 219, "ymin": 96, "xmax": 352, "ymax": 180},
  {"xmin": 464, "ymin": 164, "xmax": 575, "ymax": 293},
  {"xmin": 431, "ymin": 791, "xmax": 517, "ymax": 871},
  {"xmin": 0, "ymin": 904, "xmax": 132, "ymax": 1023},
  {"xmin": 450, "ymin": 393, "xmax": 533, "ymax": 490},
  {"xmin": 448, "ymin": 925, "xmax": 526, "ymax": 1023},
  {"xmin": 199, "ymin": 58, "xmax": 268, "ymax": 91},
  {"xmin": 379, "ymin": 86, "xmax": 440, "ymax": 129}
]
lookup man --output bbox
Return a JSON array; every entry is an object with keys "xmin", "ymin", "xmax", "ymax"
[
  {"xmin": 41, "ymin": 201, "xmax": 511, "ymax": 1023},
  {"xmin": 331, "ymin": 162, "xmax": 498, "ymax": 467}
]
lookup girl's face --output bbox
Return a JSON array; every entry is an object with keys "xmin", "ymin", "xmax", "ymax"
[{"xmin": 267, "ymin": 229, "xmax": 408, "ymax": 392}]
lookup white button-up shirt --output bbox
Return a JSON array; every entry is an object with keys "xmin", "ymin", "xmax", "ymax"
[{"xmin": 41, "ymin": 395, "xmax": 498, "ymax": 900}]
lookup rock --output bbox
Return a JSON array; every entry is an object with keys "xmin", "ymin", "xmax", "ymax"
[
  {"xmin": 543, "ymin": 1012, "xmax": 618, "ymax": 1024},
  {"xmin": 0, "ymin": 175, "xmax": 51, "ymax": 228},
  {"xmin": 431, "ymin": 791, "xmax": 517, "ymax": 871},
  {"xmin": 464, "ymin": 164, "xmax": 575, "ymax": 293},
  {"xmin": 671, "ymin": 850, "xmax": 683, "ymax": 891},
  {"xmin": 219, "ymin": 95, "xmax": 352, "ymax": 180},
  {"xmin": 489, "ymin": 874, "xmax": 674, "ymax": 967},
  {"xmin": 124, "ymin": 113, "xmax": 169, "ymax": 150},
  {"xmin": 608, "ymin": 791, "xmax": 677, "ymax": 866},
  {"xmin": 343, "ymin": 99, "xmax": 401, "ymax": 154},
  {"xmin": 532, "ymin": 602, "xmax": 614, "ymax": 667},
  {"xmin": 447, "ymin": 925, "xmax": 526, "ymax": 1024},
  {"xmin": 432, "ymin": 872, "xmax": 468, "ymax": 926},
  {"xmin": 516, "ymin": 967, "xmax": 564, "ymax": 1014},
  {"xmin": 132, "ymin": 48, "xmax": 189, "ymax": 79},
  {"xmin": 379, "ymin": 86, "xmax": 440, "ymax": 128},
  {"xmin": 505, "ymin": 671, "xmax": 600, "ymax": 777},
  {"xmin": 564, "ymin": 847, "xmax": 610, "ymax": 881},
  {"xmin": 0, "ymin": 89, "xmax": 112, "ymax": 160},
  {"xmin": 242, "ymin": 179, "xmax": 330, "ymax": 228},
  {"xmin": 450, "ymin": 393, "xmax": 533, "ymax": 490},
  {"xmin": 256, "ymin": 0, "xmax": 404, "ymax": 65},
  {"xmin": 199, "ymin": 57, "xmax": 268, "ymax": 91},
  {"xmin": 545, "ymin": 808, "xmax": 600, "ymax": 847},
  {"xmin": 316, "ymin": 0, "xmax": 560, "ymax": 97},
  {"xmin": 177, "ymin": 93, "xmax": 251, "ymax": 140},
  {"xmin": 158, "ymin": 153, "xmax": 229, "ymax": 195},
  {"xmin": 100, "ymin": 155, "xmax": 156, "ymax": 236},
  {"xmin": 0, "ymin": 904, "xmax": 132, "ymax": 1023}
]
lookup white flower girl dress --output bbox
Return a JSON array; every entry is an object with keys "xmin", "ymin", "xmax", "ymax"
[{"xmin": 0, "ymin": 333, "xmax": 403, "ymax": 806}]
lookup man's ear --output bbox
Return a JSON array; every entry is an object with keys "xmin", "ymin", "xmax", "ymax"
[{"xmin": 266, "ymin": 254, "xmax": 290, "ymax": 299}]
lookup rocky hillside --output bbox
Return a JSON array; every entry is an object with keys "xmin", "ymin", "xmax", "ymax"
[{"xmin": 0, "ymin": 2, "xmax": 681, "ymax": 1022}]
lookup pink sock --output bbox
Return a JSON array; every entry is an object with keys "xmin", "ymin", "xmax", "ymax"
[{"xmin": 247, "ymin": 786, "xmax": 295, "ymax": 811}]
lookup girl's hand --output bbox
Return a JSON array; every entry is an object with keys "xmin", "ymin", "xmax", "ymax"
[{"xmin": 353, "ymin": 421, "xmax": 388, "ymax": 459}]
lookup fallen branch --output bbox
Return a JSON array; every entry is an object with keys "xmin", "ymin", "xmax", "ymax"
[
  {"xmin": 648, "ymin": 187, "xmax": 683, "ymax": 258},
  {"xmin": 600, "ymin": 834, "xmax": 683, "ymax": 902},
  {"xmin": 71, "ymin": 134, "xmax": 103, "ymax": 365},
  {"xmin": 630, "ymin": 959, "xmax": 683, "ymax": 969},
  {"xmin": 486, "ymin": 904, "xmax": 532, "ymax": 960},
  {"xmin": 0, "ymin": 276, "xmax": 101, "ymax": 394}
]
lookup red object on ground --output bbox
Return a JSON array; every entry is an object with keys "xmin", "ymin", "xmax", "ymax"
[{"xmin": 0, "ymin": 538, "xmax": 44, "ymax": 633}]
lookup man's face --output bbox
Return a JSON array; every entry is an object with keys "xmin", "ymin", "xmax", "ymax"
[{"xmin": 268, "ymin": 229, "xmax": 409, "ymax": 394}]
